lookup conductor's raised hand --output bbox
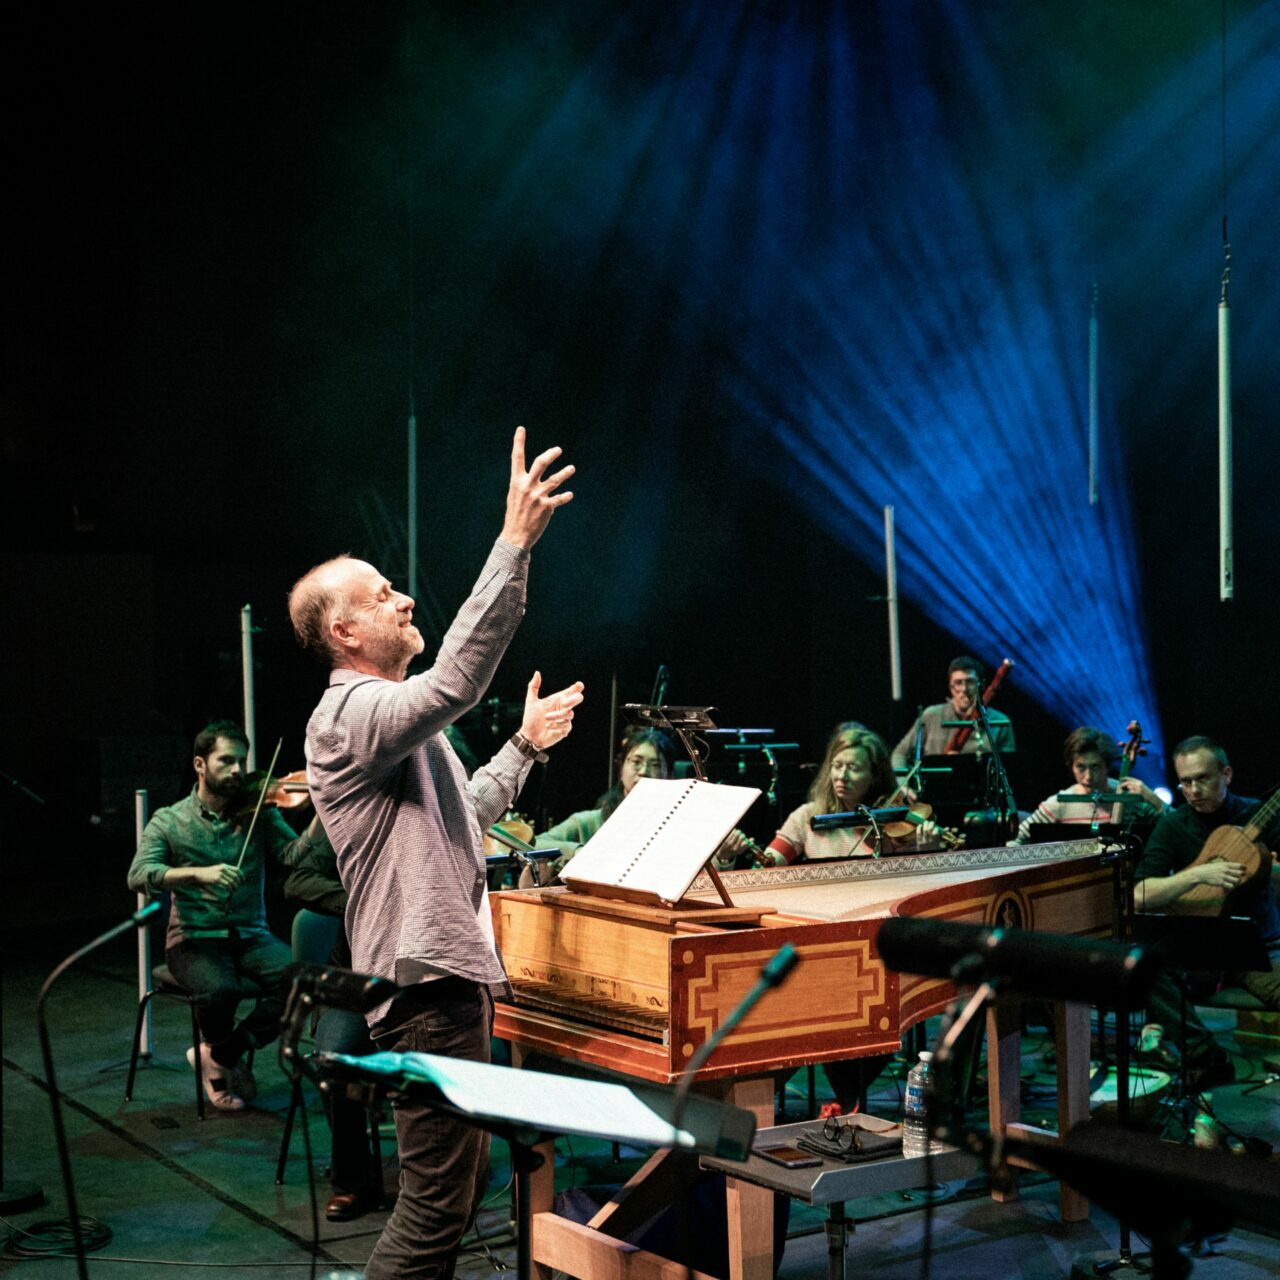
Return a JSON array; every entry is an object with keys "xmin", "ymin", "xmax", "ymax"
[
  {"xmin": 501, "ymin": 426, "xmax": 575, "ymax": 550},
  {"xmin": 522, "ymin": 671, "xmax": 585, "ymax": 751}
]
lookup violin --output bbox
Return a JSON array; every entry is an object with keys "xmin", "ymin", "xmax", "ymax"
[
  {"xmin": 876, "ymin": 802, "xmax": 965, "ymax": 850},
  {"xmin": 848, "ymin": 803, "xmax": 964, "ymax": 855},
  {"xmin": 945, "ymin": 658, "xmax": 1014, "ymax": 753},
  {"xmin": 235, "ymin": 769, "xmax": 310, "ymax": 815},
  {"xmin": 878, "ymin": 778, "xmax": 965, "ymax": 852}
]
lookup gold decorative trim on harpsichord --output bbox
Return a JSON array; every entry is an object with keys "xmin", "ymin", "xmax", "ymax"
[{"xmin": 688, "ymin": 838, "xmax": 1104, "ymax": 893}]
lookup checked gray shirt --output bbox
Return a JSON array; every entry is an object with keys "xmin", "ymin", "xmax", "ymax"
[{"xmin": 304, "ymin": 539, "xmax": 534, "ymax": 1022}]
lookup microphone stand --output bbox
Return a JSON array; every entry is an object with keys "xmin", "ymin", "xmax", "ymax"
[
  {"xmin": 972, "ymin": 699, "xmax": 1017, "ymax": 837},
  {"xmin": 2, "ymin": 766, "xmax": 47, "ymax": 1215},
  {"xmin": 35, "ymin": 903, "xmax": 161, "ymax": 1278},
  {"xmin": 1090, "ymin": 833, "xmax": 1149, "ymax": 1278},
  {"xmin": 670, "ymin": 943, "xmax": 798, "ymax": 1279}
]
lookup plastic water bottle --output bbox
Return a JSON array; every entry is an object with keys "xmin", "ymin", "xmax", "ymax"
[{"xmin": 902, "ymin": 1050, "xmax": 933, "ymax": 1159}]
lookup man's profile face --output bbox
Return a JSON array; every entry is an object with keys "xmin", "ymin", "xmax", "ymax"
[
  {"xmin": 195, "ymin": 737, "xmax": 248, "ymax": 799},
  {"xmin": 1175, "ymin": 747, "xmax": 1232, "ymax": 815},
  {"xmin": 948, "ymin": 669, "xmax": 980, "ymax": 713},
  {"xmin": 336, "ymin": 560, "xmax": 424, "ymax": 676}
]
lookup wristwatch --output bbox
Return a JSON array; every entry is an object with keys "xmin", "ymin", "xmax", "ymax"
[{"xmin": 510, "ymin": 731, "xmax": 549, "ymax": 764}]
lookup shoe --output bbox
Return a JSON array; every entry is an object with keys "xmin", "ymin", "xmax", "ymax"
[
  {"xmin": 325, "ymin": 1189, "xmax": 382, "ymax": 1222},
  {"xmin": 186, "ymin": 1044, "xmax": 246, "ymax": 1112}
]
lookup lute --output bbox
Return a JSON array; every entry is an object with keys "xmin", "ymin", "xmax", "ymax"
[{"xmin": 1172, "ymin": 785, "xmax": 1280, "ymax": 916}]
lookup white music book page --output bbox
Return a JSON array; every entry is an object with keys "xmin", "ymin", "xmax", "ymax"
[{"xmin": 561, "ymin": 777, "xmax": 760, "ymax": 904}]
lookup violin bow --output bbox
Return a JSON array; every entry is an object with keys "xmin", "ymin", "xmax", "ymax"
[{"xmin": 217, "ymin": 738, "xmax": 284, "ymax": 915}]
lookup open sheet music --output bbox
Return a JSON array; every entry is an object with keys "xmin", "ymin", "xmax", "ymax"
[{"xmin": 561, "ymin": 777, "xmax": 760, "ymax": 905}]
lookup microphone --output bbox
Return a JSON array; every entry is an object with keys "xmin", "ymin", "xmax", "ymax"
[
  {"xmin": 811, "ymin": 806, "xmax": 911, "ymax": 831},
  {"xmin": 290, "ymin": 962, "xmax": 401, "ymax": 1013},
  {"xmin": 877, "ymin": 917, "xmax": 1157, "ymax": 1007},
  {"xmin": 760, "ymin": 942, "xmax": 800, "ymax": 988}
]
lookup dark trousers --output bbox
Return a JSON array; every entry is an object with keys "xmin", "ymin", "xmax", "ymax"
[
  {"xmin": 1145, "ymin": 948, "xmax": 1280, "ymax": 1065},
  {"xmin": 364, "ymin": 978, "xmax": 493, "ymax": 1280},
  {"xmin": 166, "ymin": 928, "xmax": 293, "ymax": 1062},
  {"xmin": 315, "ymin": 1006, "xmax": 380, "ymax": 1196}
]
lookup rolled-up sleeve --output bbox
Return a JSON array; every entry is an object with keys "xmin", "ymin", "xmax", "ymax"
[{"xmin": 127, "ymin": 812, "xmax": 175, "ymax": 895}]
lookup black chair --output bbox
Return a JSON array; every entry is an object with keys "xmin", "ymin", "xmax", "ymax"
[
  {"xmin": 125, "ymin": 960, "xmax": 211, "ymax": 1119},
  {"xmin": 124, "ymin": 899, "xmax": 260, "ymax": 1120}
]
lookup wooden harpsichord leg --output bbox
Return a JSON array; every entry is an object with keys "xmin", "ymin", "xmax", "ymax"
[
  {"xmin": 985, "ymin": 995, "xmax": 1022, "ymax": 1204},
  {"xmin": 724, "ymin": 1075, "xmax": 777, "ymax": 1280},
  {"xmin": 1052, "ymin": 999, "xmax": 1090, "ymax": 1223}
]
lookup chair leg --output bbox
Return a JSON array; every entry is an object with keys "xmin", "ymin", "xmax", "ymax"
[
  {"xmin": 124, "ymin": 992, "xmax": 155, "ymax": 1103},
  {"xmin": 276, "ymin": 1076, "xmax": 302, "ymax": 1184},
  {"xmin": 370, "ymin": 1099, "xmax": 386, "ymax": 1203},
  {"xmin": 807, "ymin": 1064, "xmax": 817, "ymax": 1115},
  {"xmin": 188, "ymin": 999, "xmax": 205, "ymax": 1121}
]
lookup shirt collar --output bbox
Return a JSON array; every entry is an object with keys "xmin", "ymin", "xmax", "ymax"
[
  {"xmin": 191, "ymin": 785, "xmax": 226, "ymax": 823},
  {"xmin": 328, "ymin": 667, "xmax": 382, "ymax": 688}
]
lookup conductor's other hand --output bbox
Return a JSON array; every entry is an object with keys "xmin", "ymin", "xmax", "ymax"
[
  {"xmin": 522, "ymin": 671, "xmax": 585, "ymax": 751},
  {"xmin": 501, "ymin": 426, "xmax": 575, "ymax": 550}
]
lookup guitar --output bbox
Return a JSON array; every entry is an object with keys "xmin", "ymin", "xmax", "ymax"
[{"xmin": 1172, "ymin": 785, "xmax": 1280, "ymax": 916}]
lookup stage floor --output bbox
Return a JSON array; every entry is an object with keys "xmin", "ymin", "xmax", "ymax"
[{"xmin": 3, "ymin": 930, "xmax": 1278, "ymax": 1279}]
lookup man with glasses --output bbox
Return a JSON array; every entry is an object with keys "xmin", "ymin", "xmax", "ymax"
[
  {"xmin": 1135, "ymin": 735, "xmax": 1280, "ymax": 1087},
  {"xmin": 890, "ymin": 656, "xmax": 1016, "ymax": 768}
]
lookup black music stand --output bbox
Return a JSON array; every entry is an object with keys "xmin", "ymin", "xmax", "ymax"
[
  {"xmin": 623, "ymin": 704, "xmax": 718, "ymax": 780},
  {"xmin": 917, "ymin": 753, "xmax": 985, "ymax": 807},
  {"xmin": 317, "ymin": 1049, "xmax": 757, "ymax": 1280}
]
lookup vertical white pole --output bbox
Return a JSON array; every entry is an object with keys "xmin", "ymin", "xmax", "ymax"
[
  {"xmin": 884, "ymin": 505, "xmax": 902, "ymax": 701},
  {"xmin": 1088, "ymin": 282, "xmax": 1099, "ymax": 506},
  {"xmin": 135, "ymin": 789, "xmax": 153, "ymax": 1058},
  {"xmin": 1219, "ymin": 301, "xmax": 1233, "ymax": 600},
  {"xmin": 407, "ymin": 399, "xmax": 419, "ymax": 601},
  {"xmin": 240, "ymin": 605, "xmax": 256, "ymax": 771}
]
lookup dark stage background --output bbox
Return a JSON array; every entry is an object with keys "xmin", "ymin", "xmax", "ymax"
[{"xmin": 5, "ymin": 2, "xmax": 1279, "ymax": 928}]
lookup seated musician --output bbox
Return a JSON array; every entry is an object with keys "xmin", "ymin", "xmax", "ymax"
[
  {"xmin": 1009, "ymin": 726, "xmax": 1164, "ymax": 844},
  {"xmin": 890, "ymin": 656, "xmax": 1015, "ymax": 768},
  {"xmin": 1135, "ymin": 735, "xmax": 1280, "ymax": 1087},
  {"xmin": 756, "ymin": 724, "xmax": 930, "ymax": 1111},
  {"xmin": 757, "ymin": 725, "xmax": 938, "ymax": 866},
  {"xmin": 526, "ymin": 726, "xmax": 754, "ymax": 884},
  {"xmin": 534, "ymin": 727, "xmax": 677, "ymax": 872},
  {"xmin": 126, "ymin": 721, "xmax": 329, "ymax": 1112}
]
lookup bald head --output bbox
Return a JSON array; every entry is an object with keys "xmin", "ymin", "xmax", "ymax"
[
  {"xmin": 289, "ymin": 556, "xmax": 423, "ymax": 679},
  {"xmin": 288, "ymin": 555, "xmax": 361, "ymax": 666}
]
